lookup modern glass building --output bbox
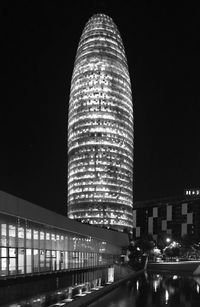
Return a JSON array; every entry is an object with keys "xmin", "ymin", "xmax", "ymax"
[
  {"xmin": 68, "ymin": 14, "xmax": 133, "ymax": 232},
  {"xmin": 0, "ymin": 191, "xmax": 128, "ymax": 277}
]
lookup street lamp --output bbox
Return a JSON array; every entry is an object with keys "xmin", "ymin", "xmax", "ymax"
[{"xmin": 166, "ymin": 238, "xmax": 171, "ymax": 243}]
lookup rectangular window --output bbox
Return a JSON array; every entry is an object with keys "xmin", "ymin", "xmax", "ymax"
[
  {"xmin": 33, "ymin": 249, "xmax": 39, "ymax": 272},
  {"xmin": 60, "ymin": 235, "xmax": 64, "ymax": 250},
  {"xmin": 60, "ymin": 251, "xmax": 64, "ymax": 270},
  {"xmin": 45, "ymin": 250, "xmax": 51, "ymax": 270},
  {"xmin": 83, "ymin": 252, "xmax": 87, "ymax": 268},
  {"xmin": 79, "ymin": 252, "xmax": 82, "ymax": 268},
  {"xmin": 52, "ymin": 250, "xmax": 56, "ymax": 270},
  {"xmin": 56, "ymin": 251, "xmax": 60, "ymax": 270},
  {"xmin": 18, "ymin": 227, "xmax": 24, "ymax": 248},
  {"xmin": 84, "ymin": 253, "xmax": 89, "ymax": 268},
  {"xmin": 46, "ymin": 232, "xmax": 51, "ymax": 249},
  {"xmin": 40, "ymin": 231, "xmax": 45, "ymax": 249},
  {"xmin": 26, "ymin": 228, "xmax": 32, "ymax": 248},
  {"xmin": 9, "ymin": 225, "xmax": 16, "ymax": 247},
  {"xmin": 64, "ymin": 251, "xmax": 68, "ymax": 269},
  {"xmin": 1, "ymin": 224, "xmax": 7, "ymax": 246},
  {"xmin": 51, "ymin": 234, "xmax": 56, "ymax": 249},
  {"xmin": 40, "ymin": 250, "xmax": 45, "ymax": 271},
  {"xmin": 64, "ymin": 236, "xmax": 68, "ymax": 250},
  {"xmin": 68, "ymin": 251, "xmax": 72, "ymax": 269},
  {"xmin": 56, "ymin": 234, "xmax": 60, "ymax": 250},
  {"xmin": 26, "ymin": 249, "xmax": 32, "ymax": 273},
  {"xmin": 9, "ymin": 248, "xmax": 17, "ymax": 275},
  {"xmin": 33, "ymin": 230, "xmax": 39, "ymax": 249},
  {"xmin": 0, "ymin": 247, "xmax": 7, "ymax": 276},
  {"xmin": 18, "ymin": 248, "xmax": 25, "ymax": 274},
  {"xmin": 46, "ymin": 232, "xmax": 50, "ymax": 240}
]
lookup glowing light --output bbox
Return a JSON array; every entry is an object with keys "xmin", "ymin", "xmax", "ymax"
[
  {"xmin": 153, "ymin": 280, "xmax": 159, "ymax": 292},
  {"xmin": 67, "ymin": 14, "xmax": 133, "ymax": 231},
  {"xmin": 165, "ymin": 290, "xmax": 169, "ymax": 304}
]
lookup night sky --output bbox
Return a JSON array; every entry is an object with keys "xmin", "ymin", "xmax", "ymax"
[{"xmin": 2, "ymin": 0, "xmax": 200, "ymax": 215}]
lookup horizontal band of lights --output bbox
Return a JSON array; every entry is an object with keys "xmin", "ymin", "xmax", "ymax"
[{"xmin": 68, "ymin": 14, "xmax": 134, "ymax": 232}]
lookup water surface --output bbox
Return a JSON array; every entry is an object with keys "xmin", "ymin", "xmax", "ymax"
[{"xmin": 89, "ymin": 272, "xmax": 200, "ymax": 307}]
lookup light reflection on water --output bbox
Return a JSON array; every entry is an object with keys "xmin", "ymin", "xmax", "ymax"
[
  {"xmin": 90, "ymin": 273, "xmax": 200, "ymax": 307},
  {"xmin": 7, "ymin": 273, "xmax": 200, "ymax": 307},
  {"xmin": 5, "ymin": 267, "xmax": 115, "ymax": 307}
]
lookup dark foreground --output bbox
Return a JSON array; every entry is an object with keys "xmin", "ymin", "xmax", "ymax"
[
  {"xmin": 89, "ymin": 272, "xmax": 200, "ymax": 307},
  {"xmin": 4, "ymin": 267, "xmax": 200, "ymax": 307}
]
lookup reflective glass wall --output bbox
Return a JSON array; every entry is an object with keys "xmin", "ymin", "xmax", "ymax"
[
  {"xmin": 68, "ymin": 14, "xmax": 133, "ymax": 232},
  {"xmin": 0, "ymin": 212, "xmax": 121, "ymax": 277}
]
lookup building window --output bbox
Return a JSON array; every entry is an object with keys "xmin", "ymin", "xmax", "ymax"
[
  {"xmin": 33, "ymin": 249, "xmax": 39, "ymax": 272},
  {"xmin": 33, "ymin": 230, "xmax": 39, "ymax": 248},
  {"xmin": 40, "ymin": 250, "xmax": 45, "ymax": 271},
  {"xmin": 26, "ymin": 228, "xmax": 32, "ymax": 248},
  {"xmin": 40, "ymin": 231, "xmax": 45, "ymax": 249},
  {"xmin": 1, "ymin": 224, "xmax": 7, "ymax": 246},
  {"xmin": 9, "ymin": 225, "xmax": 16, "ymax": 247},
  {"xmin": 0, "ymin": 247, "xmax": 7, "ymax": 276},
  {"xmin": 18, "ymin": 248, "xmax": 25, "ymax": 274},
  {"xmin": 18, "ymin": 227, "xmax": 24, "ymax": 248},
  {"xmin": 9, "ymin": 248, "xmax": 17, "ymax": 275}
]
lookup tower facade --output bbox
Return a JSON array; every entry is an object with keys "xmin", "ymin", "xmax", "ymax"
[{"xmin": 68, "ymin": 14, "xmax": 133, "ymax": 232}]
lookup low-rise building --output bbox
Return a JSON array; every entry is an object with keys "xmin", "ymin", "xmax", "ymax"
[
  {"xmin": 0, "ymin": 191, "xmax": 128, "ymax": 278},
  {"xmin": 133, "ymin": 192, "xmax": 200, "ymax": 242}
]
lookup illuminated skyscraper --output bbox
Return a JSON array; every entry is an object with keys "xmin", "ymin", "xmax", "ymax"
[{"xmin": 68, "ymin": 14, "xmax": 133, "ymax": 232}]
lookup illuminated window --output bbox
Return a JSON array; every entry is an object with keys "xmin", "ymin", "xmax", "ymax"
[
  {"xmin": 9, "ymin": 225, "xmax": 16, "ymax": 247},
  {"xmin": 18, "ymin": 227, "xmax": 24, "ymax": 248},
  {"xmin": 1, "ymin": 224, "xmax": 7, "ymax": 246},
  {"xmin": 26, "ymin": 228, "xmax": 32, "ymax": 248},
  {"xmin": 67, "ymin": 14, "xmax": 133, "ymax": 232}
]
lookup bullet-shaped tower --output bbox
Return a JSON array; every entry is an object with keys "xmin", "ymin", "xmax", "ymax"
[{"xmin": 68, "ymin": 14, "xmax": 133, "ymax": 232}]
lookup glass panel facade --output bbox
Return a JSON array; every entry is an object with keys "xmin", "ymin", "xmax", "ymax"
[
  {"xmin": 46, "ymin": 250, "xmax": 51, "ymax": 270},
  {"xmin": 9, "ymin": 225, "xmax": 16, "ymax": 247},
  {"xmin": 39, "ymin": 231, "xmax": 45, "ymax": 249},
  {"xmin": 0, "ymin": 211, "xmax": 121, "ymax": 278},
  {"xmin": 26, "ymin": 228, "xmax": 32, "ymax": 248},
  {"xmin": 33, "ymin": 249, "xmax": 39, "ymax": 272},
  {"xmin": 18, "ymin": 227, "xmax": 24, "ymax": 248},
  {"xmin": 1, "ymin": 224, "xmax": 7, "ymax": 246},
  {"xmin": 33, "ymin": 230, "xmax": 39, "ymax": 248},
  {"xmin": 0, "ymin": 247, "xmax": 7, "ymax": 276},
  {"xmin": 52, "ymin": 250, "xmax": 56, "ymax": 270},
  {"xmin": 40, "ymin": 250, "xmax": 45, "ymax": 271},
  {"xmin": 9, "ymin": 248, "xmax": 17, "ymax": 275},
  {"xmin": 67, "ymin": 14, "xmax": 133, "ymax": 232},
  {"xmin": 18, "ymin": 248, "xmax": 25, "ymax": 274},
  {"xmin": 26, "ymin": 249, "xmax": 32, "ymax": 273}
]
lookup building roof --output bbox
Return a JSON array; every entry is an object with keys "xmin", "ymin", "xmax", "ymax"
[
  {"xmin": 0, "ymin": 191, "xmax": 129, "ymax": 247},
  {"xmin": 133, "ymin": 195, "xmax": 200, "ymax": 209}
]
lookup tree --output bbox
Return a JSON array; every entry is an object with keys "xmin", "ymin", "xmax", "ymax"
[
  {"xmin": 163, "ymin": 241, "xmax": 181, "ymax": 258},
  {"xmin": 136, "ymin": 235, "xmax": 155, "ymax": 254}
]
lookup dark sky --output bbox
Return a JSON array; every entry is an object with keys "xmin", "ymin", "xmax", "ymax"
[{"xmin": 2, "ymin": 0, "xmax": 200, "ymax": 215}]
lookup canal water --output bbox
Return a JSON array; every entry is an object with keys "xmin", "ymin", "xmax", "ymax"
[
  {"xmin": 6, "ymin": 271, "xmax": 200, "ymax": 306},
  {"xmin": 90, "ymin": 272, "xmax": 200, "ymax": 307}
]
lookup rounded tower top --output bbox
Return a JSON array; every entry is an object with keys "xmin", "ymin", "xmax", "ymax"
[
  {"xmin": 74, "ymin": 13, "xmax": 128, "ymax": 80},
  {"xmin": 87, "ymin": 13, "xmax": 113, "ymax": 23}
]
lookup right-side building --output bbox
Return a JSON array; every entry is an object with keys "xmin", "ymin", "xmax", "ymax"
[{"xmin": 133, "ymin": 189, "xmax": 200, "ymax": 241}]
